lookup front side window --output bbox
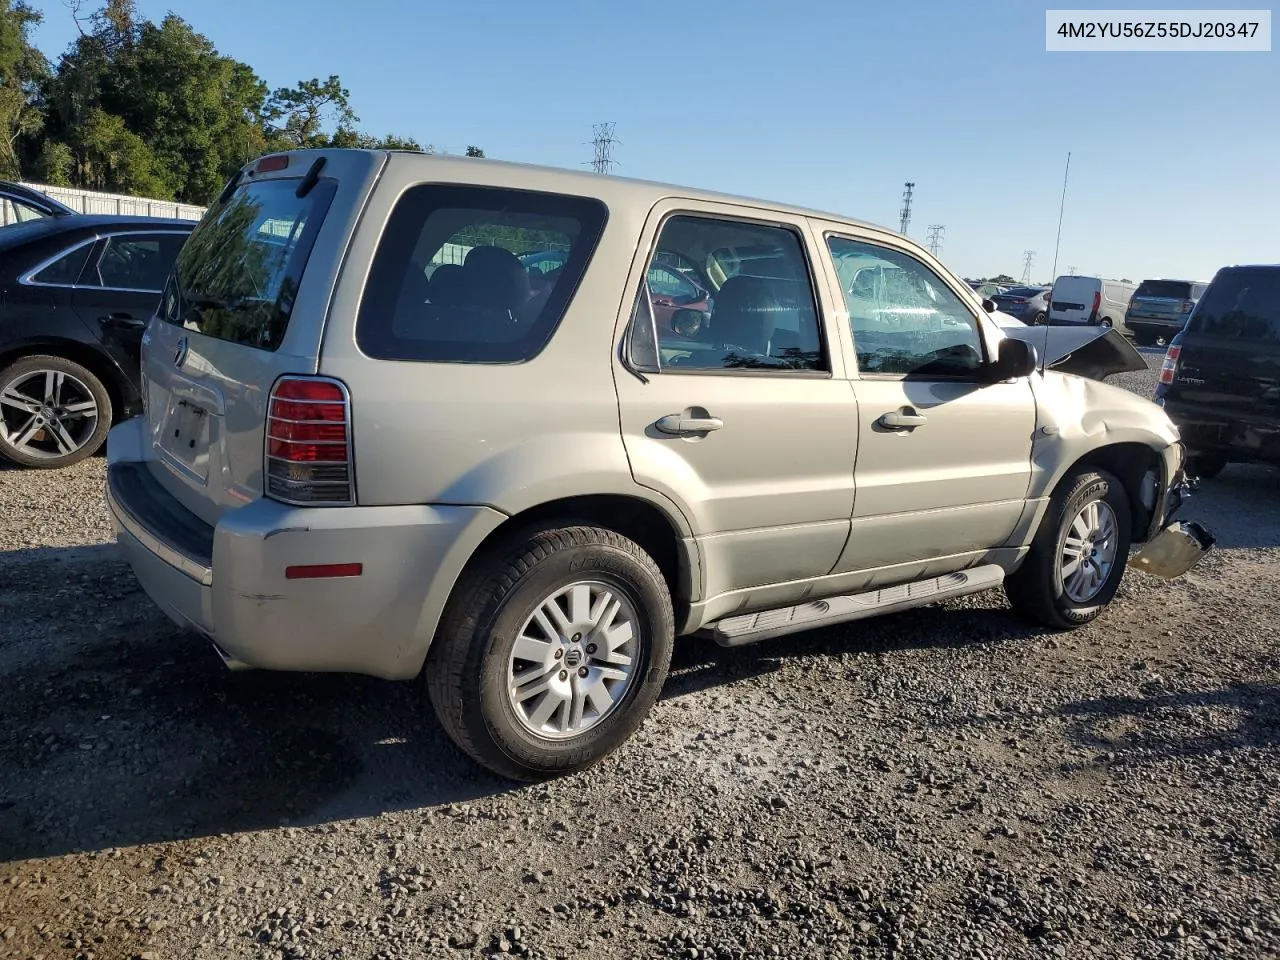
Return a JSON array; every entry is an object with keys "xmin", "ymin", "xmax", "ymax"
[
  {"xmin": 629, "ymin": 215, "xmax": 827, "ymax": 374},
  {"xmin": 356, "ymin": 185, "xmax": 607, "ymax": 364},
  {"xmin": 828, "ymin": 236, "xmax": 985, "ymax": 378},
  {"xmin": 93, "ymin": 234, "xmax": 188, "ymax": 291}
]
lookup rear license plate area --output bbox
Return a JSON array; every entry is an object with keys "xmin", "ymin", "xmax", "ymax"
[{"xmin": 157, "ymin": 397, "xmax": 212, "ymax": 483}]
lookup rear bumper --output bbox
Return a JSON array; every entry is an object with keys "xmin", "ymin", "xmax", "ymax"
[
  {"xmin": 106, "ymin": 419, "xmax": 507, "ymax": 680},
  {"xmin": 1126, "ymin": 316, "xmax": 1185, "ymax": 332},
  {"xmin": 1163, "ymin": 400, "xmax": 1280, "ymax": 463}
]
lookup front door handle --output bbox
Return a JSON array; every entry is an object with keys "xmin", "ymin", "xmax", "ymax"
[
  {"xmin": 877, "ymin": 408, "xmax": 928, "ymax": 430},
  {"xmin": 656, "ymin": 411, "xmax": 723, "ymax": 436}
]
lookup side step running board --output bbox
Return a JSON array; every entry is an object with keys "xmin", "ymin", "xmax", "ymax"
[{"xmin": 706, "ymin": 564, "xmax": 1007, "ymax": 648}]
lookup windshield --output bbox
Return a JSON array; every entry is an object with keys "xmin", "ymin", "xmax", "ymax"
[
  {"xmin": 1135, "ymin": 280, "xmax": 1193, "ymax": 299},
  {"xmin": 161, "ymin": 177, "xmax": 337, "ymax": 352}
]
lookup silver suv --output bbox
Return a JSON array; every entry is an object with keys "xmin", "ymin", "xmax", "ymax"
[{"xmin": 106, "ymin": 149, "xmax": 1213, "ymax": 780}]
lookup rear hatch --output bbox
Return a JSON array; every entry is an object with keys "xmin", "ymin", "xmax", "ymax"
[
  {"xmin": 1167, "ymin": 266, "xmax": 1280, "ymax": 419},
  {"xmin": 1048, "ymin": 276, "xmax": 1098, "ymax": 322},
  {"xmin": 1129, "ymin": 279, "xmax": 1196, "ymax": 322},
  {"xmin": 140, "ymin": 150, "xmax": 382, "ymax": 526}
]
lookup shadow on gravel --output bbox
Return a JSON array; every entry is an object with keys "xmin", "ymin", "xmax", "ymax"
[
  {"xmin": 662, "ymin": 599, "xmax": 1041, "ymax": 699},
  {"xmin": 0, "ymin": 546, "xmax": 515, "ymax": 863},
  {"xmin": 1054, "ymin": 683, "xmax": 1280, "ymax": 765},
  {"xmin": 1188, "ymin": 464, "xmax": 1280, "ymax": 550}
]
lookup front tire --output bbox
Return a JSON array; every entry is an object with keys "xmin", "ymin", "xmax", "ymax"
[
  {"xmin": 1006, "ymin": 468, "xmax": 1132, "ymax": 630},
  {"xmin": 425, "ymin": 524, "xmax": 674, "ymax": 781},
  {"xmin": 0, "ymin": 355, "xmax": 112, "ymax": 469}
]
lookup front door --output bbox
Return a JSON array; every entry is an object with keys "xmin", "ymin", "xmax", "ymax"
[
  {"xmin": 612, "ymin": 207, "xmax": 857, "ymax": 601},
  {"xmin": 819, "ymin": 231, "xmax": 1036, "ymax": 576}
]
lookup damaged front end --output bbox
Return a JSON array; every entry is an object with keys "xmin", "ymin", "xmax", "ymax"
[
  {"xmin": 1129, "ymin": 459, "xmax": 1216, "ymax": 580},
  {"xmin": 998, "ymin": 323, "xmax": 1150, "ymax": 381}
]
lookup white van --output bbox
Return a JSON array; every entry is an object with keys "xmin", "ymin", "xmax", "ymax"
[{"xmin": 1047, "ymin": 275, "xmax": 1138, "ymax": 331}]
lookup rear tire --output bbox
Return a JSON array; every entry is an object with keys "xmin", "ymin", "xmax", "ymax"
[
  {"xmin": 1133, "ymin": 331, "xmax": 1156, "ymax": 347},
  {"xmin": 0, "ymin": 355, "xmax": 112, "ymax": 469},
  {"xmin": 1186, "ymin": 454, "xmax": 1226, "ymax": 481},
  {"xmin": 425, "ymin": 524, "xmax": 674, "ymax": 781},
  {"xmin": 1098, "ymin": 318, "xmax": 1113, "ymax": 329},
  {"xmin": 1006, "ymin": 468, "xmax": 1132, "ymax": 630}
]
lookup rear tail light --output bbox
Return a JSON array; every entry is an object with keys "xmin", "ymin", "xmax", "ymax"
[
  {"xmin": 266, "ymin": 376, "xmax": 355, "ymax": 505},
  {"xmin": 1180, "ymin": 300, "xmax": 1194, "ymax": 313},
  {"xmin": 1158, "ymin": 343, "xmax": 1182, "ymax": 385},
  {"xmin": 1091, "ymin": 290, "xmax": 1101, "ymax": 320}
]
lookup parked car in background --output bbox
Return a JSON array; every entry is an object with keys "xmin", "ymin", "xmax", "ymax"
[
  {"xmin": 105, "ymin": 148, "xmax": 1210, "ymax": 783},
  {"xmin": 0, "ymin": 181, "xmax": 78, "ymax": 226},
  {"xmin": 0, "ymin": 214, "xmax": 196, "ymax": 468},
  {"xmin": 1156, "ymin": 264, "xmax": 1280, "ymax": 479},
  {"xmin": 991, "ymin": 285, "xmax": 1051, "ymax": 325},
  {"xmin": 1047, "ymin": 275, "xmax": 1138, "ymax": 332},
  {"xmin": 1125, "ymin": 278, "xmax": 1209, "ymax": 346},
  {"xmin": 968, "ymin": 280, "xmax": 1010, "ymax": 299}
]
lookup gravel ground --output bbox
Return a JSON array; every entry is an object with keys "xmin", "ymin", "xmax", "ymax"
[{"xmin": 2, "ymin": 348, "xmax": 1278, "ymax": 960}]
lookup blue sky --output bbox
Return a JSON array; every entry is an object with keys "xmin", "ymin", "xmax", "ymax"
[{"xmin": 30, "ymin": 0, "xmax": 1277, "ymax": 284}]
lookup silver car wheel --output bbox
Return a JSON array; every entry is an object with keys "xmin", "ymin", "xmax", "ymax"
[
  {"xmin": 0, "ymin": 368, "xmax": 99, "ymax": 460},
  {"xmin": 507, "ymin": 580, "xmax": 641, "ymax": 740},
  {"xmin": 1060, "ymin": 500, "xmax": 1119, "ymax": 603}
]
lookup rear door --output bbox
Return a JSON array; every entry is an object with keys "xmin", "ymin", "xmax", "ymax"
[
  {"xmin": 1168, "ymin": 267, "xmax": 1280, "ymax": 423},
  {"xmin": 139, "ymin": 150, "xmax": 382, "ymax": 525},
  {"xmin": 613, "ymin": 203, "xmax": 857, "ymax": 600},
  {"xmin": 1048, "ymin": 276, "xmax": 1099, "ymax": 324},
  {"xmin": 71, "ymin": 230, "xmax": 189, "ymax": 387}
]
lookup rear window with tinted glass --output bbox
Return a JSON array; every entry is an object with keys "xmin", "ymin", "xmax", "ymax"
[
  {"xmin": 356, "ymin": 185, "xmax": 607, "ymax": 364},
  {"xmin": 161, "ymin": 177, "xmax": 336, "ymax": 352},
  {"xmin": 1135, "ymin": 280, "xmax": 1192, "ymax": 299},
  {"xmin": 1187, "ymin": 269, "xmax": 1280, "ymax": 341}
]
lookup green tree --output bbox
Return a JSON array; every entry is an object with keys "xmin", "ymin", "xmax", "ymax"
[
  {"xmin": 0, "ymin": 0, "xmax": 49, "ymax": 180},
  {"xmin": 78, "ymin": 106, "xmax": 171, "ymax": 196},
  {"xmin": 265, "ymin": 75, "xmax": 356, "ymax": 150},
  {"xmin": 465, "ymin": 145, "xmax": 484, "ymax": 158}
]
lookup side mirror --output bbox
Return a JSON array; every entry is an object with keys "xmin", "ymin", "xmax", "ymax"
[
  {"xmin": 987, "ymin": 336, "xmax": 1038, "ymax": 381},
  {"xmin": 671, "ymin": 308, "xmax": 707, "ymax": 339},
  {"xmin": 982, "ymin": 297, "xmax": 999, "ymax": 313}
]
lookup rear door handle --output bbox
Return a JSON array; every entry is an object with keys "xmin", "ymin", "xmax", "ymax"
[
  {"xmin": 102, "ymin": 313, "xmax": 145, "ymax": 328},
  {"xmin": 877, "ymin": 409, "xmax": 928, "ymax": 430},
  {"xmin": 656, "ymin": 412, "xmax": 723, "ymax": 436}
]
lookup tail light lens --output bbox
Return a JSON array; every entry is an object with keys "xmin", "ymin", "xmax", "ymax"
[
  {"xmin": 1158, "ymin": 343, "xmax": 1182, "ymax": 385},
  {"xmin": 1180, "ymin": 299, "xmax": 1194, "ymax": 313},
  {"xmin": 1091, "ymin": 290, "xmax": 1102, "ymax": 319},
  {"xmin": 266, "ymin": 376, "xmax": 355, "ymax": 505}
]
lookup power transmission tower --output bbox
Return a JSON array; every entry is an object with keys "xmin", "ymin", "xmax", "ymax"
[
  {"xmin": 1066, "ymin": 264, "xmax": 1077, "ymax": 275},
  {"xmin": 926, "ymin": 225, "xmax": 945, "ymax": 257},
  {"xmin": 1021, "ymin": 250, "xmax": 1035, "ymax": 284},
  {"xmin": 588, "ymin": 122, "xmax": 619, "ymax": 174},
  {"xmin": 899, "ymin": 182, "xmax": 915, "ymax": 235}
]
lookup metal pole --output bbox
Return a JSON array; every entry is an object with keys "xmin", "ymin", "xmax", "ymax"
[{"xmin": 1051, "ymin": 152, "xmax": 1071, "ymax": 280}]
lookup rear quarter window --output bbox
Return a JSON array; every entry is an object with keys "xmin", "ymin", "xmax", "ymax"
[
  {"xmin": 1188, "ymin": 270, "xmax": 1280, "ymax": 340},
  {"xmin": 355, "ymin": 185, "xmax": 607, "ymax": 364}
]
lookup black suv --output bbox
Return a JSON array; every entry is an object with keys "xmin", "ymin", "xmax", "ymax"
[{"xmin": 1156, "ymin": 264, "xmax": 1280, "ymax": 478}]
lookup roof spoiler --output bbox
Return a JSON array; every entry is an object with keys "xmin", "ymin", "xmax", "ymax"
[{"xmin": 1000, "ymin": 325, "xmax": 1149, "ymax": 382}]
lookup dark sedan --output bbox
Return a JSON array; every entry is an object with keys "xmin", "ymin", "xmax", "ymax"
[
  {"xmin": 991, "ymin": 285, "xmax": 1051, "ymax": 325},
  {"xmin": 0, "ymin": 213, "xmax": 196, "ymax": 468}
]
